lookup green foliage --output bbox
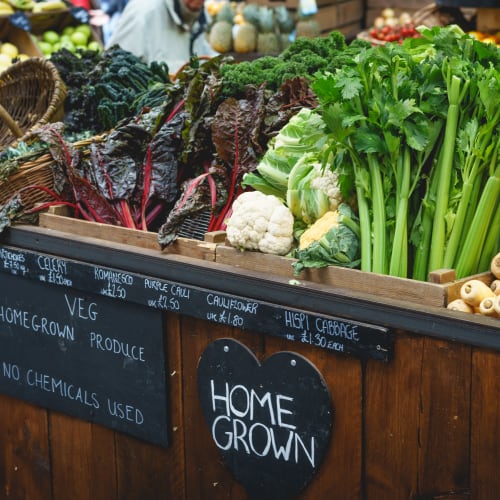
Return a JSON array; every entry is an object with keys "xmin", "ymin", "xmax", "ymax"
[
  {"xmin": 312, "ymin": 25, "xmax": 500, "ymax": 279},
  {"xmin": 50, "ymin": 46, "xmax": 172, "ymax": 134},
  {"xmin": 219, "ymin": 30, "xmax": 355, "ymax": 98}
]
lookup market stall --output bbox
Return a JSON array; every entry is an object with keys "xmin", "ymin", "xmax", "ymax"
[
  {"xmin": 0, "ymin": 222, "xmax": 499, "ymax": 499},
  {"xmin": 0, "ymin": 2, "xmax": 499, "ymax": 499}
]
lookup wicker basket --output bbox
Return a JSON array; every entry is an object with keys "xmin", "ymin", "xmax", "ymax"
[
  {"xmin": 0, "ymin": 154, "xmax": 56, "ymax": 209},
  {"xmin": 0, "ymin": 57, "xmax": 66, "ymax": 149},
  {"xmin": 0, "ymin": 134, "xmax": 106, "ymax": 211}
]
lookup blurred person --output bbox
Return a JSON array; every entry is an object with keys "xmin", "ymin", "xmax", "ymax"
[
  {"xmin": 95, "ymin": 0, "xmax": 129, "ymax": 45},
  {"xmin": 106, "ymin": 0, "xmax": 214, "ymax": 74}
]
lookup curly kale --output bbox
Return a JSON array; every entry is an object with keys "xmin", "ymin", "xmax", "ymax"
[
  {"xmin": 219, "ymin": 31, "xmax": 363, "ymax": 98},
  {"xmin": 51, "ymin": 46, "xmax": 173, "ymax": 134},
  {"xmin": 281, "ymin": 31, "xmax": 347, "ymax": 60}
]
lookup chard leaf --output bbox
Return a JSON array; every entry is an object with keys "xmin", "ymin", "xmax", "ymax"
[
  {"xmin": 0, "ymin": 196, "xmax": 22, "ymax": 233},
  {"xmin": 93, "ymin": 122, "xmax": 152, "ymax": 200},
  {"xmin": 211, "ymin": 88, "xmax": 266, "ymax": 179},
  {"xmin": 70, "ymin": 175, "xmax": 121, "ymax": 225},
  {"xmin": 147, "ymin": 111, "xmax": 185, "ymax": 203}
]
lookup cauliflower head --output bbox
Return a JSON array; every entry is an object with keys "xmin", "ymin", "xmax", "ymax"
[
  {"xmin": 226, "ymin": 191, "xmax": 294, "ymax": 255},
  {"xmin": 310, "ymin": 164, "xmax": 343, "ymax": 212}
]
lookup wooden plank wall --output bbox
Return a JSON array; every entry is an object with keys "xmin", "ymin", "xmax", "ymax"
[{"xmin": 1, "ymin": 313, "xmax": 500, "ymax": 499}]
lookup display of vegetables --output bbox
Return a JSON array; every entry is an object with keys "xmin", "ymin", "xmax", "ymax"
[
  {"xmin": 0, "ymin": 24, "xmax": 498, "ymax": 292},
  {"xmin": 312, "ymin": 24, "xmax": 499, "ymax": 280}
]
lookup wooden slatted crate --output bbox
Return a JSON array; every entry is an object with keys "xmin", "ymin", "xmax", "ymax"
[
  {"xmin": 37, "ymin": 206, "xmax": 218, "ymax": 261},
  {"xmin": 214, "ymin": 242, "xmax": 493, "ymax": 307}
]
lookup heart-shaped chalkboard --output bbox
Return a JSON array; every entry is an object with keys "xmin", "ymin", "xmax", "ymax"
[{"xmin": 197, "ymin": 339, "xmax": 333, "ymax": 499}]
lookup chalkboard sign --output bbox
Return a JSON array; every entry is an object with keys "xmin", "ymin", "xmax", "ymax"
[
  {"xmin": 197, "ymin": 339, "xmax": 333, "ymax": 499},
  {"xmin": 0, "ymin": 245, "xmax": 393, "ymax": 361},
  {"xmin": 9, "ymin": 13, "xmax": 31, "ymax": 32},
  {"xmin": 0, "ymin": 273, "xmax": 169, "ymax": 447},
  {"xmin": 70, "ymin": 6, "xmax": 90, "ymax": 24}
]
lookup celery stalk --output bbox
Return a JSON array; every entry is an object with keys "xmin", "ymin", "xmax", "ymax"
[
  {"xmin": 390, "ymin": 147, "xmax": 410, "ymax": 277},
  {"xmin": 428, "ymin": 72, "xmax": 463, "ymax": 273},
  {"xmin": 455, "ymin": 162, "xmax": 500, "ymax": 278},
  {"xmin": 367, "ymin": 155, "xmax": 387, "ymax": 274},
  {"xmin": 478, "ymin": 203, "xmax": 500, "ymax": 273}
]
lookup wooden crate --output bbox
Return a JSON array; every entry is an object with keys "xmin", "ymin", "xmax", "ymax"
[
  {"xmin": 36, "ymin": 208, "xmax": 494, "ymax": 307},
  {"xmin": 37, "ymin": 207, "xmax": 218, "ymax": 262},
  {"xmin": 476, "ymin": 7, "xmax": 500, "ymax": 32},
  {"xmin": 0, "ymin": 22, "xmax": 43, "ymax": 58},
  {"xmin": 214, "ymin": 242, "xmax": 493, "ymax": 307}
]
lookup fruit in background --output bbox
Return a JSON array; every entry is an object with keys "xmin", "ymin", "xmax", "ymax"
[
  {"xmin": 208, "ymin": 20, "xmax": 233, "ymax": 53},
  {"xmin": 467, "ymin": 31, "xmax": 499, "ymax": 46},
  {"xmin": 0, "ymin": 53, "xmax": 11, "ymax": 65},
  {"xmin": 62, "ymin": 26, "xmax": 75, "ymax": 37},
  {"xmin": 7, "ymin": 0, "xmax": 35, "ymax": 10},
  {"xmin": 37, "ymin": 40, "xmax": 53, "ymax": 56},
  {"xmin": 0, "ymin": 46, "xmax": 28, "ymax": 71},
  {"xmin": 0, "ymin": 1, "xmax": 14, "ymax": 14},
  {"xmin": 87, "ymin": 40, "xmax": 101, "ymax": 52},
  {"xmin": 233, "ymin": 22, "xmax": 257, "ymax": 53},
  {"xmin": 207, "ymin": 2, "xmax": 298, "ymax": 54},
  {"xmin": 38, "ymin": 24, "xmax": 101, "ymax": 56},
  {"xmin": 42, "ymin": 30, "xmax": 60, "ymax": 45},
  {"xmin": 74, "ymin": 23, "xmax": 92, "ymax": 38},
  {"xmin": 31, "ymin": 0, "xmax": 67, "ymax": 12},
  {"xmin": 295, "ymin": 16, "xmax": 321, "ymax": 38},
  {"xmin": 368, "ymin": 9, "xmax": 419, "ymax": 43},
  {"xmin": 70, "ymin": 30, "xmax": 89, "ymax": 47},
  {"xmin": 216, "ymin": 2, "xmax": 234, "ymax": 24},
  {"xmin": 256, "ymin": 32, "xmax": 279, "ymax": 53},
  {"xmin": 1, "ymin": 42, "xmax": 18, "ymax": 58}
]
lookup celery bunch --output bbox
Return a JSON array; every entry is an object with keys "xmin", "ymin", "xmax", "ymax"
[{"xmin": 312, "ymin": 25, "xmax": 500, "ymax": 280}]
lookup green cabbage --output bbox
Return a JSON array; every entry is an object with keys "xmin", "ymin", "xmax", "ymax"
[
  {"xmin": 292, "ymin": 203, "xmax": 361, "ymax": 275},
  {"xmin": 242, "ymin": 107, "xmax": 332, "ymax": 224}
]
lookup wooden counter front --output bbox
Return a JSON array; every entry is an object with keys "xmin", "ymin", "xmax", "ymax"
[{"xmin": 0, "ymin": 225, "xmax": 498, "ymax": 500}]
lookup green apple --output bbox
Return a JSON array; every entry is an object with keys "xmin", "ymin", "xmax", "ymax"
[
  {"xmin": 62, "ymin": 26, "xmax": 75, "ymax": 37},
  {"xmin": 59, "ymin": 40, "xmax": 75, "ymax": 53},
  {"xmin": 42, "ymin": 30, "xmax": 59, "ymax": 45},
  {"xmin": 70, "ymin": 31, "xmax": 89, "ymax": 47},
  {"xmin": 38, "ymin": 41, "xmax": 53, "ymax": 55},
  {"xmin": 75, "ymin": 24, "xmax": 92, "ymax": 38},
  {"xmin": 87, "ymin": 40, "xmax": 102, "ymax": 52}
]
